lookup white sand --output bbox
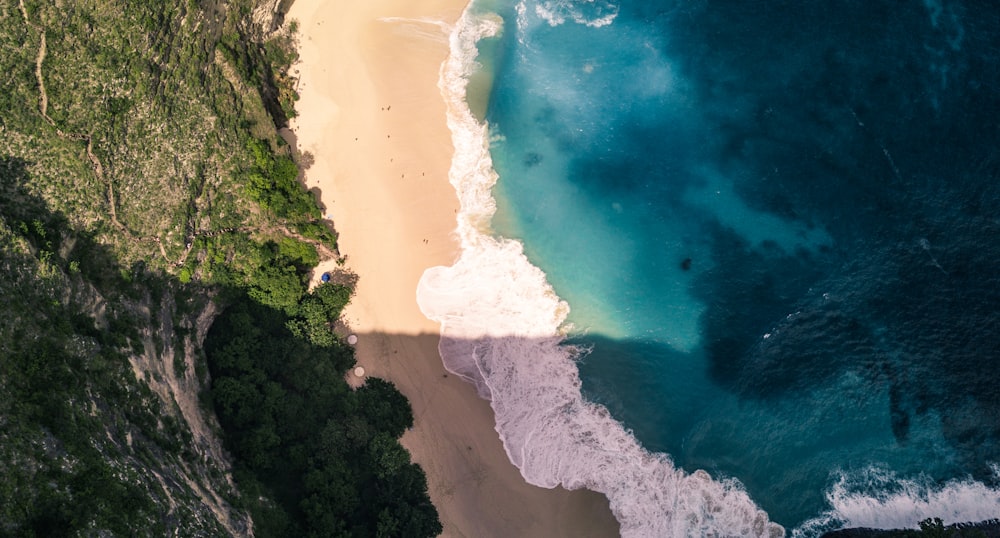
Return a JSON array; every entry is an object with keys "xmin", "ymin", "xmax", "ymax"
[{"xmin": 288, "ymin": 0, "xmax": 619, "ymax": 535}]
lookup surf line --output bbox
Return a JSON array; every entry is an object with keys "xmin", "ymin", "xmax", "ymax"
[{"xmin": 417, "ymin": 5, "xmax": 784, "ymax": 537}]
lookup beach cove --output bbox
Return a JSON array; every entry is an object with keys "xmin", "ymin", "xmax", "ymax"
[
  {"xmin": 417, "ymin": 1, "xmax": 1000, "ymax": 535},
  {"xmin": 286, "ymin": 0, "xmax": 619, "ymax": 535}
]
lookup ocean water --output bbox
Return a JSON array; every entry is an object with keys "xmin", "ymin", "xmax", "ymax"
[{"xmin": 417, "ymin": 1, "xmax": 1000, "ymax": 536}]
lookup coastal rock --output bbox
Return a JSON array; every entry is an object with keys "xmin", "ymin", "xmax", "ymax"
[
  {"xmin": 821, "ymin": 519, "xmax": 1000, "ymax": 537},
  {"xmin": 251, "ymin": 0, "xmax": 287, "ymax": 38}
]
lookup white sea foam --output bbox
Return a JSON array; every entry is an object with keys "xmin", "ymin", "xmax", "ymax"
[
  {"xmin": 794, "ymin": 466, "xmax": 1000, "ymax": 537},
  {"xmin": 535, "ymin": 0, "xmax": 619, "ymax": 28},
  {"xmin": 417, "ymin": 5, "xmax": 783, "ymax": 537},
  {"xmin": 515, "ymin": 0, "xmax": 618, "ymax": 34}
]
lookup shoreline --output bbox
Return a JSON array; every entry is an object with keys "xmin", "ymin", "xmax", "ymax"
[{"xmin": 286, "ymin": 0, "xmax": 620, "ymax": 536}]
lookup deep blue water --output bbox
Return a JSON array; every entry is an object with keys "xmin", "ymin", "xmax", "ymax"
[{"xmin": 476, "ymin": 0, "xmax": 1000, "ymax": 532}]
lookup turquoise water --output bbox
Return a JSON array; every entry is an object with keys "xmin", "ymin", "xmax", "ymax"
[{"xmin": 467, "ymin": 0, "xmax": 1000, "ymax": 534}]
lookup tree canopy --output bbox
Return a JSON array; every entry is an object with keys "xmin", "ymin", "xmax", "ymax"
[{"xmin": 205, "ymin": 298, "xmax": 441, "ymax": 537}]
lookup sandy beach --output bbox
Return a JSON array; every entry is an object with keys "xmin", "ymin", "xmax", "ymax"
[{"xmin": 287, "ymin": 0, "xmax": 619, "ymax": 536}]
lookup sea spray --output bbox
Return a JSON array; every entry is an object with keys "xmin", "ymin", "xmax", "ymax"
[
  {"xmin": 794, "ymin": 466, "xmax": 1000, "ymax": 537},
  {"xmin": 528, "ymin": 0, "xmax": 619, "ymax": 28},
  {"xmin": 417, "ymin": 5, "xmax": 783, "ymax": 536}
]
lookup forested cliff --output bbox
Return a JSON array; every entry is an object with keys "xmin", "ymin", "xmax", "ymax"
[{"xmin": 0, "ymin": 0, "xmax": 439, "ymax": 535}]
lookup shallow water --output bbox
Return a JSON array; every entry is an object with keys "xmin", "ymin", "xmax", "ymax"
[{"xmin": 421, "ymin": 0, "xmax": 1000, "ymax": 535}]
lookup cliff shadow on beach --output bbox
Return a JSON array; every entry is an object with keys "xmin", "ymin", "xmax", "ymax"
[
  {"xmin": 346, "ymin": 329, "xmax": 1000, "ymax": 536},
  {"xmin": 341, "ymin": 330, "xmax": 621, "ymax": 538}
]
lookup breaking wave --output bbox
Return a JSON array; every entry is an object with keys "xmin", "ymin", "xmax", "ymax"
[
  {"xmin": 531, "ymin": 0, "xmax": 619, "ymax": 28},
  {"xmin": 416, "ymin": 5, "xmax": 782, "ymax": 537},
  {"xmin": 794, "ymin": 466, "xmax": 1000, "ymax": 537}
]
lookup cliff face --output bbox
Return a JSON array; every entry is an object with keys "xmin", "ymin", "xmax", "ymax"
[
  {"xmin": 0, "ymin": 0, "xmax": 306, "ymax": 534},
  {"xmin": 250, "ymin": 0, "xmax": 289, "ymax": 38},
  {"xmin": 2, "ymin": 0, "xmax": 442, "ymax": 533},
  {"xmin": 0, "ymin": 203, "xmax": 249, "ymax": 535},
  {"xmin": 125, "ymin": 290, "xmax": 247, "ymax": 535}
]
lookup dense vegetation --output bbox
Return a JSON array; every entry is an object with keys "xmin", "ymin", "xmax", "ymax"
[
  {"xmin": 0, "ymin": 154, "xmax": 227, "ymax": 535},
  {"xmin": 0, "ymin": 0, "xmax": 439, "ymax": 535},
  {"xmin": 206, "ymin": 299, "xmax": 441, "ymax": 537}
]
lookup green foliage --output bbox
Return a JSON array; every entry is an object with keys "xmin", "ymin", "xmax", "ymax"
[
  {"xmin": 245, "ymin": 138, "xmax": 320, "ymax": 220},
  {"xmin": 247, "ymin": 261, "xmax": 305, "ymax": 313},
  {"xmin": 356, "ymin": 378, "xmax": 415, "ymax": 439},
  {"xmin": 1, "ymin": 0, "xmax": 332, "ymax": 286},
  {"xmin": 0, "ymin": 0, "xmax": 341, "ymax": 533},
  {"xmin": 284, "ymin": 282, "xmax": 354, "ymax": 346},
  {"xmin": 295, "ymin": 220, "xmax": 339, "ymax": 249},
  {"xmin": 205, "ymin": 298, "xmax": 441, "ymax": 538},
  {"xmin": 313, "ymin": 282, "xmax": 354, "ymax": 317},
  {"xmin": 219, "ymin": 13, "xmax": 300, "ymax": 126},
  {"xmin": 0, "ymin": 0, "xmax": 436, "ymax": 535},
  {"xmin": 238, "ymin": 138, "xmax": 337, "ymax": 254},
  {"xmin": 0, "ymin": 212, "xmax": 190, "ymax": 535},
  {"xmin": 279, "ymin": 237, "xmax": 320, "ymax": 268}
]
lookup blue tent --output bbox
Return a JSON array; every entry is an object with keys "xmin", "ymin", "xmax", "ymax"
[{"xmin": 320, "ymin": 272, "xmax": 330, "ymax": 283}]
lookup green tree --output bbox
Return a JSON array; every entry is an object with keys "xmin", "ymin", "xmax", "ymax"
[
  {"xmin": 313, "ymin": 282, "xmax": 353, "ymax": 318},
  {"xmin": 356, "ymin": 378, "xmax": 414, "ymax": 438},
  {"xmin": 205, "ymin": 297, "xmax": 439, "ymax": 537},
  {"xmin": 248, "ymin": 262, "xmax": 304, "ymax": 313},
  {"xmin": 278, "ymin": 237, "xmax": 319, "ymax": 268}
]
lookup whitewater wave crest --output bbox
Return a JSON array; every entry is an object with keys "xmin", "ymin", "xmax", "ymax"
[
  {"xmin": 794, "ymin": 466, "xmax": 1000, "ymax": 537},
  {"xmin": 515, "ymin": 0, "xmax": 618, "ymax": 30},
  {"xmin": 417, "ymin": 5, "xmax": 782, "ymax": 537}
]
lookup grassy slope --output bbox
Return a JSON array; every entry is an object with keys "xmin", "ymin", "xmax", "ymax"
[{"xmin": 0, "ymin": 0, "xmax": 436, "ymax": 535}]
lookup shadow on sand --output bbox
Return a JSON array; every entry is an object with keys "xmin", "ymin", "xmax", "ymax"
[{"xmin": 344, "ymin": 330, "xmax": 621, "ymax": 538}]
